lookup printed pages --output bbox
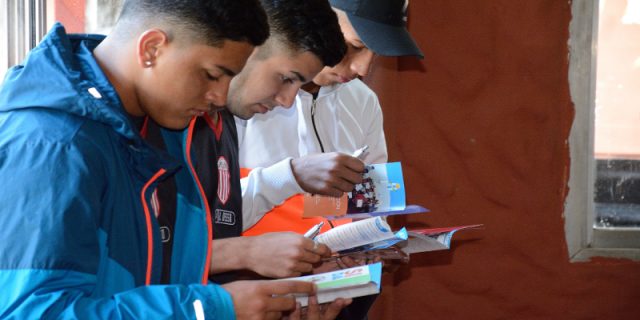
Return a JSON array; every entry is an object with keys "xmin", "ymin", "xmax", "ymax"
[
  {"xmin": 400, "ymin": 224, "xmax": 483, "ymax": 254},
  {"xmin": 316, "ymin": 218, "xmax": 482, "ymax": 261},
  {"xmin": 314, "ymin": 217, "xmax": 407, "ymax": 252}
]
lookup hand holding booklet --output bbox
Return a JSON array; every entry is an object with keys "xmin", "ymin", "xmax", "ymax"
[
  {"xmin": 279, "ymin": 262, "xmax": 382, "ymax": 307},
  {"xmin": 303, "ymin": 162, "xmax": 429, "ymax": 219},
  {"xmin": 303, "ymin": 161, "xmax": 482, "ymax": 261}
]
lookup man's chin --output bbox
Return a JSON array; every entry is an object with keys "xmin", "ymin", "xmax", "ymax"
[
  {"xmin": 228, "ymin": 109, "xmax": 253, "ymax": 120},
  {"xmin": 155, "ymin": 118, "xmax": 192, "ymax": 131},
  {"xmin": 223, "ymin": 104, "xmax": 253, "ymax": 120}
]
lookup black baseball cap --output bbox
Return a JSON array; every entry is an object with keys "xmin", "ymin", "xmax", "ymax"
[{"xmin": 329, "ymin": 0, "xmax": 424, "ymax": 58}]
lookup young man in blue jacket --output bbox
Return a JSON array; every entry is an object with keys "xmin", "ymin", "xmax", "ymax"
[{"xmin": 0, "ymin": 0, "xmax": 318, "ymax": 318}]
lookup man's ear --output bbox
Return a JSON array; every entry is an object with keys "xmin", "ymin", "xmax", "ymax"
[{"xmin": 136, "ymin": 29, "xmax": 168, "ymax": 68}]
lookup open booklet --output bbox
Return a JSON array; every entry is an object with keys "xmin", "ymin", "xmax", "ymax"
[
  {"xmin": 315, "ymin": 216, "xmax": 406, "ymax": 252},
  {"xmin": 279, "ymin": 262, "xmax": 382, "ymax": 307},
  {"xmin": 303, "ymin": 162, "xmax": 429, "ymax": 220},
  {"xmin": 400, "ymin": 225, "xmax": 483, "ymax": 254},
  {"xmin": 315, "ymin": 216, "xmax": 482, "ymax": 260}
]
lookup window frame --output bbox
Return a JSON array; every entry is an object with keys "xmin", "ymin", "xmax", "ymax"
[
  {"xmin": 566, "ymin": 0, "xmax": 640, "ymax": 262},
  {"xmin": 0, "ymin": 2, "xmax": 6, "ymax": 80},
  {"xmin": 0, "ymin": 0, "xmax": 49, "ymax": 81}
]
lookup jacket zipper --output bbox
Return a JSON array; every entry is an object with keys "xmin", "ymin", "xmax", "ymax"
[
  {"xmin": 141, "ymin": 168, "xmax": 167, "ymax": 285},
  {"xmin": 310, "ymin": 97, "xmax": 325, "ymax": 153},
  {"xmin": 185, "ymin": 117, "xmax": 214, "ymax": 284},
  {"xmin": 310, "ymin": 95, "xmax": 336, "ymax": 228}
]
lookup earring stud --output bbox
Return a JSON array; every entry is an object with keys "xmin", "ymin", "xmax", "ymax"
[{"xmin": 145, "ymin": 61, "xmax": 152, "ymax": 66}]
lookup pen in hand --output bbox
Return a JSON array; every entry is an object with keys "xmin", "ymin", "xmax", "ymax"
[
  {"xmin": 352, "ymin": 145, "xmax": 369, "ymax": 160},
  {"xmin": 303, "ymin": 221, "xmax": 324, "ymax": 240}
]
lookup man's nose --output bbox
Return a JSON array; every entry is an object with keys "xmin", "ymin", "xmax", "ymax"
[
  {"xmin": 274, "ymin": 85, "xmax": 299, "ymax": 109},
  {"xmin": 351, "ymin": 49, "xmax": 375, "ymax": 77},
  {"xmin": 206, "ymin": 80, "xmax": 231, "ymax": 107}
]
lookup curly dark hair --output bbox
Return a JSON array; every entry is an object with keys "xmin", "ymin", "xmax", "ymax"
[
  {"xmin": 260, "ymin": 0, "xmax": 346, "ymax": 67},
  {"xmin": 119, "ymin": 0, "xmax": 269, "ymax": 47}
]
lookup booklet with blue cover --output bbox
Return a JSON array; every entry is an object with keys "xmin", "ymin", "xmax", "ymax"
[
  {"xmin": 303, "ymin": 162, "xmax": 429, "ymax": 220},
  {"xmin": 314, "ymin": 216, "xmax": 407, "ymax": 252}
]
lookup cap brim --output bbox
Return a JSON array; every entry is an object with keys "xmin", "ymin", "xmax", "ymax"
[{"xmin": 347, "ymin": 13, "xmax": 424, "ymax": 59}]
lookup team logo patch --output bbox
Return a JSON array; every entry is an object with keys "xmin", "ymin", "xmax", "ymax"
[
  {"xmin": 217, "ymin": 156, "xmax": 230, "ymax": 204},
  {"xmin": 150, "ymin": 189, "xmax": 160, "ymax": 218},
  {"xmin": 159, "ymin": 226, "xmax": 171, "ymax": 243},
  {"xmin": 214, "ymin": 209, "xmax": 236, "ymax": 225}
]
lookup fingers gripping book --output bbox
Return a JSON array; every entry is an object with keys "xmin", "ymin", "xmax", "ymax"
[
  {"xmin": 303, "ymin": 162, "xmax": 482, "ymax": 260},
  {"xmin": 303, "ymin": 162, "xmax": 429, "ymax": 219},
  {"xmin": 279, "ymin": 262, "xmax": 382, "ymax": 307}
]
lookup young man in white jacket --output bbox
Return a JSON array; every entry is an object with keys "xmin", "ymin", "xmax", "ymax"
[
  {"xmin": 237, "ymin": 2, "xmax": 423, "ymax": 319},
  {"xmin": 238, "ymin": 0, "xmax": 423, "ymax": 236}
]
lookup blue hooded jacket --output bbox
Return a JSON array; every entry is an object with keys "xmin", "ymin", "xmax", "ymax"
[{"xmin": 0, "ymin": 24, "xmax": 235, "ymax": 319}]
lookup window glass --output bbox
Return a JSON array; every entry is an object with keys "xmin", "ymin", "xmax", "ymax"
[
  {"xmin": 0, "ymin": 1, "xmax": 49, "ymax": 83},
  {"xmin": 1, "ymin": 3, "xmax": 7, "ymax": 81},
  {"xmin": 594, "ymin": 0, "xmax": 640, "ymax": 228}
]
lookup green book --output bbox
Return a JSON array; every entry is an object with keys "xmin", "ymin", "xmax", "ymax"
[{"xmin": 281, "ymin": 262, "xmax": 382, "ymax": 307}]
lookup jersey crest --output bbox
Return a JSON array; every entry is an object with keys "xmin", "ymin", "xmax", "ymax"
[
  {"xmin": 214, "ymin": 209, "xmax": 236, "ymax": 225},
  {"xmin": 217, "ymin": 156, "xmax": 230, "ymax": 204}
]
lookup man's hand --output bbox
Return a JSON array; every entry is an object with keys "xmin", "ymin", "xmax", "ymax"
[
  {"xmin": 313, "ymin": 255, "xmax": 365, "ymax": 274},
  {"xmin": 285, "ymin": 295, "xmax": 352, "ymax": 320},
  {"xmin": 290, "ymin": 153, "xmax": 365, "ymax": 197},
  {"xmin": 222, "ymin": 280, "xmax": 315, "ymax": 320},
  {"xmin": 246, "ymin": 232, "xmax": 331, "ymax": 278}
]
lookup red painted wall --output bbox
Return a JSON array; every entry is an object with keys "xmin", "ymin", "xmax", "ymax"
[
  {"xmin": 54, "ymin": 0, "xmax": 85, "ymax": 33},
  {"xmin": 366, "ymin": 1, "xmax": 640, "ymax": 319}
]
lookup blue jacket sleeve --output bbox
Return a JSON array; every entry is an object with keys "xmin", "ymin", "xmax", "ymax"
[
  {"xmin": 0, "ymin": 270, "xmax": 235, "ymax": 319},
  {"xmin": 0, "ymin": 120, "xmax": 235, "ymax": 319}
]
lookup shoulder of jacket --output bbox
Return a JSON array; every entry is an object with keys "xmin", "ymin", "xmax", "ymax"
[
  {"xmin": 335, "ymin": 79, "xmax": 377, "ymax": 100},
  {"xmin": 321, "ymin": 80, "xmax": 378, "ymax": 111}
]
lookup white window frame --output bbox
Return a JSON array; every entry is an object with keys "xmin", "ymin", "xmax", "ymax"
[
  {"xmin": 0, "ymin": 3, "xmax": 5, "ymax": 81},
  {"xmin": 566, "ymin": 0, "xmax": 640, "ymax": 262},
  {"xmin": 0, "ymin": 0, "xmax": 48, "ymax": 81}
]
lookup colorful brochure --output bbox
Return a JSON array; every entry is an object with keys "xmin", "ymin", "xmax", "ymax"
[
  {"xmin": 314, "ymin": 217, "xmax": 407, "ymax": 252},
  {"xmin": 303, "ymin": 162, "xmax": 429, "ymax": 219}
]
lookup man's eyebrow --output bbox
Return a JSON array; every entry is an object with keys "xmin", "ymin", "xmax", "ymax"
[
  {"xmin": 215, "ymin": 65, "xmax": 238, "ymax": 77},
  {"xmin": 291, "ymin": 71, "xmax": 306, "ymax": 83}
]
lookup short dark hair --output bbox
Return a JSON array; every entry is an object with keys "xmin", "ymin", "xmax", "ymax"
[
  {"xmin": 259, "ymin": 0, "xmax": 346, "ymax": 67},
  {"xmin": 118, "ymin": 0, "xmax": 269, "ymax": 47}
]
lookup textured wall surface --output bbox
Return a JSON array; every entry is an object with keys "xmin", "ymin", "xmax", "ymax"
[
  {"xmin": 54, "ymin": 0, "xmax": 85, "ymax": 33},
  {"xmin": 366, "ymin": 1, "xmax": 640, "ymax": 319}
]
